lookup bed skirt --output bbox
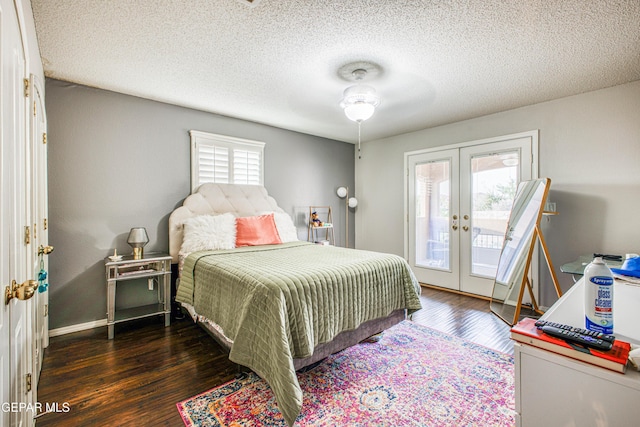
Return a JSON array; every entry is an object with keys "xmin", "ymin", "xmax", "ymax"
[{"xmin": 182, "ymin": 303, "xmax": 406, "ymax": 371}]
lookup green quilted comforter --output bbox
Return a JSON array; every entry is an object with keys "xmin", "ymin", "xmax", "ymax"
[{"xmin": 177, "ymin": 241, "xmax": 422, "ymax": 426}]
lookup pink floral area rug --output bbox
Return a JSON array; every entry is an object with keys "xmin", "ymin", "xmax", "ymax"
[{"xmin": 177, "ymin": 320, "xmax": 515, "ymax": 426}]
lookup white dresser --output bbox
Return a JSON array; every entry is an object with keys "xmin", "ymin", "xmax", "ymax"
[{"xmin": 515, "ymin": 278, "xmax": 640, "ymax": 427}]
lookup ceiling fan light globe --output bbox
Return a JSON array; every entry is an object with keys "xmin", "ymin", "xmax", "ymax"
[
  {"xmin": 343, "ymin": 102, "xmax": 375, "ymax": 122},
  {"xmin": 340, "ymin": 84, "xmax": 380, "ymax": 122}
]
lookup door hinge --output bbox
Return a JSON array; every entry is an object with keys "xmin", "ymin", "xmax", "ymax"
[
  {"xmin": 24, "ymin": 78, "xmax": 30, "ymax": 98},
  {"xmin": 26, "ymin": 373, "xmax": 32, "ymax": 392},
  {"xmin": 33, "ymin": 100, "xmax": 37, "ymax": 116},
  {"xmin": 43, "ymin": 133, "xmax": 47, "ymax": 145},
  {"xmin": 44, "ymin": 304, "xmax": 48, "ymax": 316},
  {"xmin": 33, "ymin": 223, "xmax": 37, "ymax": 240},
  {"xmin": 25, "ymin": 226, "xmax": 31, "ymax": 245},
  {"xmin": 43, "ymin": 218, "xmax": 48, "ymax": 230}
]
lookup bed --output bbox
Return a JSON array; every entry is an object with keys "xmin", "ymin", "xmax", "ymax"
[{"xmin": 169, "ymin": 183, "xmax": 422, "ymax": 426}]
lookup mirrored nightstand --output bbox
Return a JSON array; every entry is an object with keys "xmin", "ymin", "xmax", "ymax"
[{"xmin": 104, "ymin": 252, "xmax": 171, "ymax": 339}]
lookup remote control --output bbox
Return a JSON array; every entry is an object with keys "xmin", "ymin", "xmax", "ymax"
[
  {"xmin": 534, "ymin": 320, "xmax": 616, "ymax": 343},
  {"xmin": 539, "ymin": 325, "xmax": 613, "ymax": 351}
]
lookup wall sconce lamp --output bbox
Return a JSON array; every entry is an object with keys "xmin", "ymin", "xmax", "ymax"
[
  {"xmin": 336, "ymin": 186, "xmax": 358, "ymax": 248},
  {"xmin": 127, "ymin": 227, "xmax": 149, "ymax": 259}
]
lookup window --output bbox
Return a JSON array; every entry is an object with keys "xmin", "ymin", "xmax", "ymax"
[{"xmin": 190, "ymin": 130, "xmax": 264, "ymax": 191}]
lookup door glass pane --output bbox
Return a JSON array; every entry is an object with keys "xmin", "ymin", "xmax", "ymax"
[
  {"xmin": 470, "ymin": 151, "xmax": 519, "ymax": 277},
  {"xmin": 415, "ymin": 160, "xmax": 450, "ymax": 270}
]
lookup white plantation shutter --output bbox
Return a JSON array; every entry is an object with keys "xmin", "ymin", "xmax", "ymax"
[
  {"xmin": 233, "ymin": 149, "xmax": 261, "ymax": 185},
  {"xmin": 190, "ymin": 130, "xmax": 264, "ymax": 191},
  {"xmin": 198, "ymin": 145, "xmax": 230, "ymax": 184}
]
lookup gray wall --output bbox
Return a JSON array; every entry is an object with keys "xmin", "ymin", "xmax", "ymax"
[
  {"xmin": 47, "ymin": 77, "xmax": 640, "ymax": 329},
  {"xmin": 355, "ymin": 80, "xmax": 640, "ymax": 307},
  {"xmin": 46, "ymin": 79, "xmax": 355, "ymax": 330}
]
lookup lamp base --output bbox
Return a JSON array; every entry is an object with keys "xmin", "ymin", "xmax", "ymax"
[{"xmin": 132, "ymin": 247, "xmax": 143, "ymax": 260}]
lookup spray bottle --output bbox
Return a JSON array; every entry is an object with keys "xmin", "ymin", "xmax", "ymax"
[{"xmin": 584, "ymin": 256, "xmax": 614, "ymax": 334}]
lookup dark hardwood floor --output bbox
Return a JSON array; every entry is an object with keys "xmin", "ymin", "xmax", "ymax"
[
  {"xmin": 36, "ymin": 286, "xmax": 513, "ymax": 426},
  {"xmin": 412, "ymin": 286, "xmax": 514, "ymax": 355}
]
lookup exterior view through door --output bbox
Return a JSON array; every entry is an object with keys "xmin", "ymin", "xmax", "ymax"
[{"xmin": 406, "ymin": 131, "xmax": 537, "ymax": 297}]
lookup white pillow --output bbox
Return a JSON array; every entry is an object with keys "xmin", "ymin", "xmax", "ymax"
[
  {"xmin": 179, "ymin": 213, "xmax": 236, "ymax": 256},
  {"xmin": 261, "ymin": 211, "xmax": 299, "ymax": 243}
]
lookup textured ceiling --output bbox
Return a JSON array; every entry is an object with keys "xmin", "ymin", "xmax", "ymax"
[{"xmin": 31, "ymin": 0, "xmax": 640, "ymax": 143}]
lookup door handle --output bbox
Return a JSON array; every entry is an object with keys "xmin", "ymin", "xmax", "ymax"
[
  {"xmin": 452, "ymin": 225, "xmax": 458, "ymax": 231},
  {"xmin": 38, "ymin": 245, "xmax": 54, "ymax": 255},
  {"xmin": 462, "ymin": 225, "xmax": 469, "ymax": 231},
  {"xmin": 5, "ymin": 279, "xmax": 38, "ymax": 305}
]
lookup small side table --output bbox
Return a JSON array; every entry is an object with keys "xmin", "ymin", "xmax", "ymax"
[{"xmin": 105, "ymin": 252, "xmax": 171, "ymax": 339}]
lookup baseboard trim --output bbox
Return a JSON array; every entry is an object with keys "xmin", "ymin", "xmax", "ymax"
[
  {"xmin": 419, "ymin": 282, "xmax": 492, "ymax": 301},
  {"xmin": 49, "ymin": 319, "xmax": 107, "ymax": 337}
]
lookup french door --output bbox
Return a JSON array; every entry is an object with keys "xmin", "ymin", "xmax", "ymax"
[{"xmin": 406, "ymin": 132, "xmax": 537, "ymax": 297}]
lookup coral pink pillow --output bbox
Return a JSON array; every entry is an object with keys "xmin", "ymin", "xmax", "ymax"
[{"xmin": 236, "ymin": 213, "xmax": 282, "ymax": 247}]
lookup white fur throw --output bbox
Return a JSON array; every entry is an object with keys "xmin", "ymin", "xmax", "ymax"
[{"xmin": 179, "ymin": 213, "xmax": 236, "ymax": 256}]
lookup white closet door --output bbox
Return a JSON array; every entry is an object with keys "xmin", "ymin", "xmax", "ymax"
[
  {"xmin": 1, "ymin": 1, "xmax": 37, "ymax": 425},
  {"xmin": 29, "ymin": 73, "xmax": 49, "ymax": 386}
]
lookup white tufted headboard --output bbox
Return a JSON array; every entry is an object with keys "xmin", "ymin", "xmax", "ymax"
[{"xmin": 168, "ymin": 183, "xmax": 285, "ymax": 263}]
